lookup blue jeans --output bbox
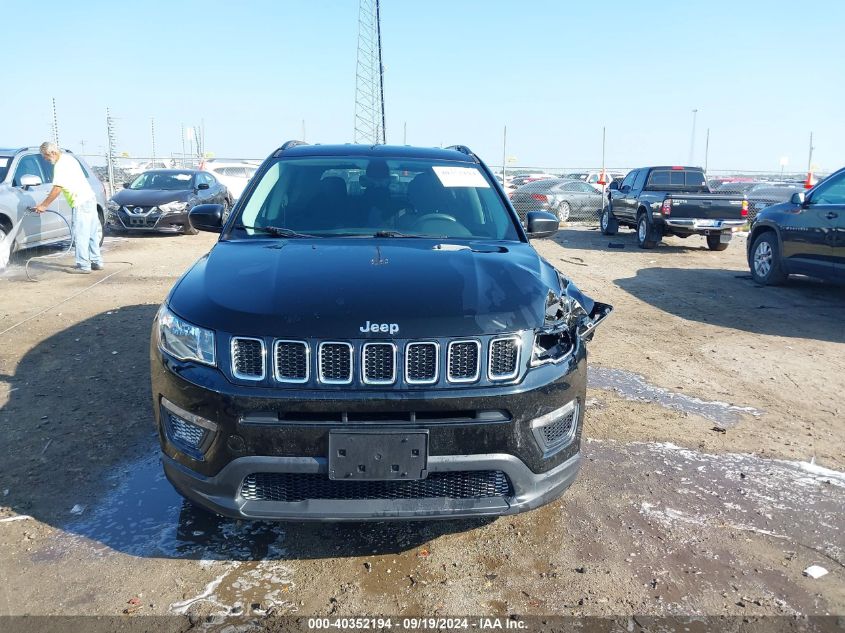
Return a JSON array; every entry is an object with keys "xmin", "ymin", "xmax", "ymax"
[{"xmin": 73, "ymin": 199, "xmax": 102, "ymax": 270}]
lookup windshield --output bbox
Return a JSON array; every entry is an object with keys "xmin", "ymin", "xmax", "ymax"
[
  {"xmin": 0, "ymin": 156, "xmax": 10, "ymax": 182},
  {"xmin": 129, "ymin": 171, "xmax": 194, "ymax": 190},
  {"xmin": 236, "ymin": 157, "xmax": 521, "ymax": 240}
]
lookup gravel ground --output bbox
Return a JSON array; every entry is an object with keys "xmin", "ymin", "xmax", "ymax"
[{"xmin": 0, "ymin": 226, "xmax": 842, "ymax": 630}]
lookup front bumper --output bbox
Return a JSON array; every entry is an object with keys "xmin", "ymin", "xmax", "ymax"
[
  {"xmin": 107, "ymin": 208, "xmax": 192, "ymax": 233},
  {"xmin": 151, "ymin": 339, "xmax": 588, "ymax": 521}
]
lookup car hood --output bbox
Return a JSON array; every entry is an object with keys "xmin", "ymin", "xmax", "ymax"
[
  {"xmin": 111, "ymin": 189, "xmax": 193, "ymax": 206},
  {"xmin": 168, "ymin": 238, "xmax": 564, "ymax": 339}
]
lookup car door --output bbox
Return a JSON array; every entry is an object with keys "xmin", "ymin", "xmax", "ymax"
[
  {"xmin": 11, "ymin": 153, "xmax": 69, "ymax": 246},
  {"xmin": 780, "ymin": 171, "xmax": 845, "ymax": 279},
  {"xmin": 206, "ymin": 172, "xmax": 225, "ymax": 204},
  {"xmin": 611, "ymin": 169, "xmax": 639, "ymax": 222},
  {"xmin": 575, "ymin": 181, "xmax": 602, "ymax": 219}
]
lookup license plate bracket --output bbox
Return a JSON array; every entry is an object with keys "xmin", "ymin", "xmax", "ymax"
[{"xmin": 329, "ymin": 431, "xmax": 428, "ymax": 481}]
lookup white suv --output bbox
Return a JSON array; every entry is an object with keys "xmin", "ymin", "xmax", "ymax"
[{"xmin": 202, "ymin": 160, "xmax": 258, "ymax": 201}]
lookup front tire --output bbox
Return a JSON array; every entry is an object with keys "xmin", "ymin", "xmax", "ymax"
[
  {"xmin": 600, "ymin": 207, "xmax": 618, "ymax": 235},
  {"xmin": 636, "ymin": 213, "xmax": 658, "ymax": 249},
  {"xmin": 706, "ymin": 234, "xmax": 729, "ymax": 251},
  {"xmin": 750, "ymin": 232, "xmax": 788, "ymax": 285}
]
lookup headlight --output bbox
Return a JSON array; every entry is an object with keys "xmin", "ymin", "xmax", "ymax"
[
  {"xmin": 107, "ymin": 200, "xmax": 120, "ymax": 211},
  {"xmin": 159, "ymin": 201, "xmax": 189, "ymax": 214},
  {"xmin": 157, "ymin": 305, "xmax": 216, "ymax": 366}
]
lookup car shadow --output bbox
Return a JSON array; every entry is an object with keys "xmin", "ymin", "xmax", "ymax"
[
  {"xmin": 0, "ymin": 305, "xmax": 493, "ymax": 563},
  {"xmin": 615, "ymin": 267, "xmax": 845, "ymax": 343}
]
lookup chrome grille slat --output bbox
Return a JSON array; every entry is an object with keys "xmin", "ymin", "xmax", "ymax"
[
  {"xmin": 405, "ymin": 342, "xmax": 439, "ymax": 384},
  {"xmin": 231, "ymin": 337, "xmax": 266, "ymax": 380},
  {"xmin": 274, "ymin": 340, "xmax": 309, "ymax": 383},
  {"xmin": 488, "ymin": 336, "xmax": 521, "ymax": 381},
  {"xmin": 447, "ymin": 340, "xmax": 481, "ymax": 383},
  {"xmin": 318, "ymin": 342, "xmax": 353, "ymax": 384},
  {"xmin": 362, "ymin": 342, "xmax": 396, "ymax": 385}
]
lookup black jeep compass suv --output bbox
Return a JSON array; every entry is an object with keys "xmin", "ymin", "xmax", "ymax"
[{"xmin": 150, "ymin": 142, "xmax": 611, "ymax": 521}]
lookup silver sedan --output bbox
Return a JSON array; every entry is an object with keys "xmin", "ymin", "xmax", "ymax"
[{"xmin": 509, "ymin": 178, "xmax": 604, "ymax": 223}]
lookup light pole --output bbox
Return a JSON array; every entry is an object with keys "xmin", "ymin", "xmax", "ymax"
[{"xmin": 688, "ymin": 109, "xmax": 698, "ymax": 165}]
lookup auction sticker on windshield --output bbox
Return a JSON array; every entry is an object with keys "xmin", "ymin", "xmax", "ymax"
[{"xmin": 432, "ymin": 166, "xmax": 489, "ymax": 188}]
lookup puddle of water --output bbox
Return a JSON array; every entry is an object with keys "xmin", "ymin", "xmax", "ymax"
[
  {"xmin": 586, "ymin": 440, "xmax": 845, "ymax": 566},
  {"xmin": 588, "ymin": 366, "xmax": 763, "ymax": 426}
]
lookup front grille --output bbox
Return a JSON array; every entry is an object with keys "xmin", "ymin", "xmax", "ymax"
[
  {"xmin": 231, "ymin": 337, "xmax": 265, "ymax": 380},
  {"xmin": 406, "ymin": 342, "xmax": 438, "ymax": 384},
  {"xmin": 240, "ymin": 471, "xmax": 513, "ymax": 502},
  {"xmin": 362, "ymin": 343, "xmax": 396, "ymax": 384},
  {"xmin": 274, "ymin": 340, "xmax": 309, "ymax": 383},
  {"xmin": 319, "ymin": 342, "xmax": 353, "ymax": 384},
  {"xmin": 488, "ymin": 336, "xmax": 520, "ymax": 380},
  {"xmin": 448, "ymin": 340, "xmax": 480, "ymax": 383}
]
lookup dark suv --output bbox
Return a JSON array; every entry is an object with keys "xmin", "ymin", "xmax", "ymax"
[
  {"xmin": 150, "ymin": 142, "xmax": 611, "ymax": 521},
  {"xmin": 748, "ymin": 166, "xmax": 845, "ymax": 285}
]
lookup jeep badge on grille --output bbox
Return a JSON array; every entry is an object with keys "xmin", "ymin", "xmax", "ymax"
[{"xmin": 360, "ymin": 321, "xmax": 399, "ymax": 335}]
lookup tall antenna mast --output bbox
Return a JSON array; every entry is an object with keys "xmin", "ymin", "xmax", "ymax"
[
  {"xmin": 354, "ymin": 0, "xmax": 386, "ymax": 144},
  {"xmin": 51, "ymin": 97, "xmax": 60, "ymax": 146}
]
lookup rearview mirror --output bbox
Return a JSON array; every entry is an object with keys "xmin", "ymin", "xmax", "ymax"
[
  {"xmin": 197, "ymin": 183, "xmax": 210, "ymax": 190},
  {"xmin": 525, "ymin": 211, "xmax": 559, "ymax": 239},
  {"xmin": 123, "ymin": 182, "xmax": 131, "ymax": 189},
  {"xmin": 188, "ymin": 204, "xmax": 223, "ymax": 233},
  {"xmin": 608, "ymin": 181, "xmax": 619, "ymax": 191},
  {"xmin": 19, "ymin": 174, "xmax": 42, "ymax": 189},
  {"xmin": 790, "ymin": 191, "xmax": 806, "ymax": 206}
]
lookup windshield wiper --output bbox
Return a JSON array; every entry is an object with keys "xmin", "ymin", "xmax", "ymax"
[
  {"xmin": 235, "ymin": 224, "xmax": 316, "ymax": 238},
  {"xmin": 373, "ymin": 230, "xmax": 433, "ymax": 238}
]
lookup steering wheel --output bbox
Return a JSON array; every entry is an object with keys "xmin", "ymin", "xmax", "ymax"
[{"xmin": 414, "ymin": 212, "xmax": 458, "ymax": 224}]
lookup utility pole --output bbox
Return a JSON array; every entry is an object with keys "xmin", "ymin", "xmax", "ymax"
[
  {"xmin": 807, "ymin": 132, "xmax": 814, "ymax": 173},
  {"xmin": 181, "ymin": 124, "xmax": 186, "ymax": 166},
  {"xmin": 501, "ymin": 125, "xmax": 507, "ymax": 184},
  {"xmin": 151, "ymin": 117, "xmax": 156, "ymax": 163},
  {"xmin": 106, "ymin": 108, "xmax": 116, "ymax": 197},
  {"xmin": 302, "ymin": 119, "xmax": 306, "ymax": 142},
  {"xmin": 51, "ymin": 97, "xmax": 60, "ymax": 146},
  {"xmin": 403, "ymin": 121, "xmax": 407, "ymax": 145},
  {"xmin": 600, "ymin": 126, "xmax": 607, "ymax": 213},
  {"xmin": 354, "ymin": 0, "xmax": 386, "ymax": 144},
  {"xmin": 704, "ymin": 128, "xmax": 710, "ymax": 173},
  {"xmin": 688, "ymin": 108, "xmax": 698, "ymax": 165}
]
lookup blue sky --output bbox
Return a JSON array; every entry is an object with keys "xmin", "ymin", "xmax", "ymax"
[{"xmin": 4, "ymin": 0, "xmax": 843, "ymax": 173}]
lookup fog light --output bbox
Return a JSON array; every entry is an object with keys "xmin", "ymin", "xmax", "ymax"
[
  {"xmin": 530, "ymin": 399, "xmax": 579, "ymax": 457},
  {"xmin": 161, "ymin": 397, "xmax": 217, "ymax": 460}
]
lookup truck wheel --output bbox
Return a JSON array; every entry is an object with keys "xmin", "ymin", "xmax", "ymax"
[
  {"xmin": 636, "ymin": 213, "xmax": 658, "ymax": 249},
  {"xmin": 750, "ymin": 232, "xmax": 788, "ymax": 285},
  {"xmin": 600, "ymin": 207, "xmax": 618, "ymax": 235},
  {"xmin": 706, "ymin": 234, "xmax": 729, "ymax": 251},
  {"xmin": 556, "ymin": 201, "xmax": 571, "ymax": 223}
]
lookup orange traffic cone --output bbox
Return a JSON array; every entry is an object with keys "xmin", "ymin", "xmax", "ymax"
[
  {"xmin": 804, "ymin": 171, "xmax": 816, "ymax": 189},
  {"xmin": 597, "ymin": 170, "xmax": 607, "ymax": 186}
]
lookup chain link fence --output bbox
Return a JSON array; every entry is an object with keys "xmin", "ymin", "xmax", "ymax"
[{"xmin": 80, "ymin": 153, "xmax": 827, "ymax": 224}]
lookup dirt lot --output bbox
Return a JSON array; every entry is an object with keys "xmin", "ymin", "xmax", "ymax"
[{"xmin": 0, "ymin": 227, "xmax": 843, "ymax": 629}]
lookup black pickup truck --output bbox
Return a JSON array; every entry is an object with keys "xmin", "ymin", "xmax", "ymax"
[{"xmin": 601, "ymin": 166, "xmax": 748, "ymax": 250}]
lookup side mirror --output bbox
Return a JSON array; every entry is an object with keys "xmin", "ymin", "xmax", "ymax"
[
  {"xmin": 123, "ymin": 182, "xmax": 131, "ymax": 189},
  {"xmin": 608, "ymin": 181, "xmax": 619, "ymax": 191},
  {"xmin": 188, "ymin": 204, "xmax": 224, "ymax": 233},
  {"xmin": 525, "ymin": 211, "xmax": 559, "ymax": 239},
  {"xmin": 790, "ymin": 191, "xmax": 806, "ymax": 206},
  {"xmin": 197, "ymin": 183, "xmax": 210, "ymax": 190},
  {"xmin": 19, "ymin": 174, "xmax": 42, "ymax": 189},
  {"xmin": 620, "ymin": 184, "xmax": 631, "ymax": 194}
]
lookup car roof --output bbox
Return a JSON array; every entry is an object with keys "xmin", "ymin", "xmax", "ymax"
[{"xmin": 276, "ymin": 143, "xmax": 477, "ymax": 163}]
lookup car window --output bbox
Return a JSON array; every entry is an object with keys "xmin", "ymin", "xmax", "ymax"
[
  {"xmin": 203, "ymin": 173, "xmax": 217, "ymax": 186},
  {"xmin": 810, "ymin": 172, "xmax": 845, "ymax": 205},
  {"xmin": 620, "ymin": 170, "xmax": 637, "ymax": 190},
  {"xmin": 238, "ymin": 157, "xmax": 520, "ymax": 241},
  {"xmin": 577, "ymin": 182, "xmax": 597, "ymax": 193},
  {"xmin": 12, "ymin": 154, "xmax": 48, "ymax": 187},
  {"xmin": 129, "ymin": 171, "xmax": 194, "ymax": 190},
  {"xmin": 632, "ymin": 169, "xmax": 648, "ymax": 191},
  {"xmin": 0, "ymin": 155, "xmax": 12, "ymax": 182}
]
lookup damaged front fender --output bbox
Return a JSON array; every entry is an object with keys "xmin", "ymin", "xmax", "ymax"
[{"xmin": 533, "ymin": 275, "xmax": 613, "ymax": 366}]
